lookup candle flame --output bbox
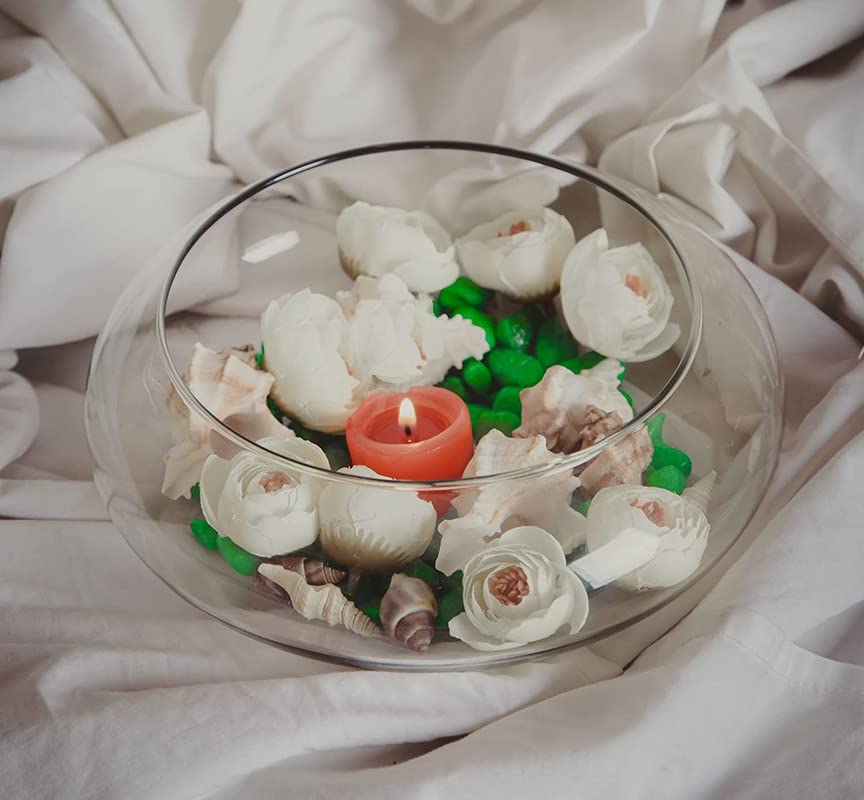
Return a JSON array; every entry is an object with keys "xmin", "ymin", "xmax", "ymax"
[{"xmin": 398, "ymin": 397, "xmax": 416, "ymax": 440}]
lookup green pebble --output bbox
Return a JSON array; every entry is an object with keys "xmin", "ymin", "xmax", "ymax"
[
  {"xmin": 360, "ymin": 603, "xmax": 381, "ymax": 625},
  {"xmin": 561, "ymin": 357, "xmax": 585, "ymax": 375},
  {"xmin": 646, "ymin": 464, "xmax": 686, "ymax": 495},
  {"xmin": 578, "ymin": 351, "xmax": 606, "ymax": 370},
  {"xmin": 434, "ymin": 588, "xmax": 464, "ymax": 630},
  {"xmin": 646, "ymin": 413, "xmax": 666, "ymax": 447},
  {"xmin": 576, "ymin": 500, "xmax": 591, "ymax": 517},
  {"xmin": 190, "ymin": 517, "xmax": 218, "ymax": 550},
  {"xmin": 267, "ymin": 396, "xmax": 282, "ymax": 420},
  {"xmin": 438, "ymin": 375, "xmax": 468, "ymax": 401},
  {"xmin": 439, "ymin": 570, "xmax": 463, "ymax": 593},
  {"xmin": 190, "ymin": 483, "xmax": 200, "ymax": 499},
  {"xmin": 466, "ymin": 402, "xmax": 489, "ymax": 429},
  {"xmin": 488, "ymin": 349, "xmax": 544, "ymax": 388},
  {"xmin": 651, "ymin": 443, "xmax": 692, "ymax": 478},
  {"xmin": 492, "ymin": 385, "xmax": 523, "ymax": 418},
  {"xmin": 462, "ymin": 358, "xmax": 492, "ymax": 395},
  {"xmin": 255, "ymin": 343, "xmax": 265, "ymax": 368},
  {"xmin": 495, "ymin": 311, "xmax": 535, "ymax": 352},
  {"xmin": 438, "ymin": 276, "xmax": 491, "ymax": 311},
  {"xmin": 405, "ymin": 560, "xmax": 440, "ymax": 589},
  {"xmin": 217, "ymin": 536, "xmax": 259, "ymax": 576},
  {"xmin": 535, "ymin": 317, "xmax": 579, "ymax": 368},
  {"xmin": 453, "ymin": 306, "xmax": 496, "ymax": 349},
  {"xmin": 474, "ymin": 409, "xmax": 521, "ymax": 438},
  {"xmin": 620, "ymin": 389, "xmax": 633, "ymax": 408},
  {"xmin": 617, "ymin": 365, "xmax": 627, "ymax": 381},
  {"xmin": 432, "ymin": 298, "xmax": 442, "ymax": 317}
]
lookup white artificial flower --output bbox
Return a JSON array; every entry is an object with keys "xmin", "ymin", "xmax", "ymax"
[
  {"xmin": 449, "ymin": 526, "xmax": 590, "ymax": 651},
  {"xmin": 455, "ymin": 208, "xmax": 575, "ymax": 300},
  {"xmin": 585, "ymin": 484, "xmax": 710, "ymax": 590},
  {"xmin": 337, "ymin": 201, "xmax": 459, "ymax": 293},
  {"xmin": 560, "ymin": 228, "xmax": 681, "ymax": 362},
  {"xmin": 199, "ymin": 434, "xmax": 330, "ymax": 557}
]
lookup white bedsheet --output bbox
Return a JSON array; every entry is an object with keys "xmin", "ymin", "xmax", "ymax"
[{"xmin": 1, "ymin": 2, "xmax": 863, "ymax": 798}]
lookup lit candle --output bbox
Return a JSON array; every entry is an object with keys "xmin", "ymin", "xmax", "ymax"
[{"xmin": 346, "ymin": 386, "xmax": 474, "ymax": 484}]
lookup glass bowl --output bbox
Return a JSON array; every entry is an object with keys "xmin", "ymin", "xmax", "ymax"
[{"xmin": 85, "ymin": 141, "xmax": 783, "ymax": 670}]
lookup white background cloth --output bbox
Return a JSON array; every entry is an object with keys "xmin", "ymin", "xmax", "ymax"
[{"xmin": 1, "ymin": 2, "xmax": 864, "ymax": 798}]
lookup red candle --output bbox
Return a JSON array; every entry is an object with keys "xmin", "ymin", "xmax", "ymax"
[{"xmin": 346, "ymin": 387, "xmax": 474, "ymax": 484}]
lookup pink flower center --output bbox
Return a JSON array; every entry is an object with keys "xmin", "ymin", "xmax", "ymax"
[
  {"xmin": 488, "ymin": 566, "xmax": 530, "ymax": 606},
  {"xmin": 630, "ymin": 498, "xmax": 665, "ymax": 526},
  {"xmin": 497, "ymin": 220, "xmax": 529, "ymax": 237},
  {"xmin": 625, "ymin": 273, "xmax": 647, "ymax": 298},
  {"xmin": 259, "ymin": 471, "xmax": 293, "ymax": 493}
]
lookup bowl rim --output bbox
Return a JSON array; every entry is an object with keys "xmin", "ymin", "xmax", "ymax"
[{"xmin": 156, "ymin": 140, "xmax": 704, "ymax": 490}]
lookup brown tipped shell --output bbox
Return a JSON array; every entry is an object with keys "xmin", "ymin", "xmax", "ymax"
[
  {"xmin": 257, "ymin": 564, "xmax": 381, "ymax": 638},
  {"xmin": 380, "ymin": 574, "xmax": 437, "ymax": 653},
  {"xmin": 256, "ymin": 573, "xmax": 292, "ymax": 602},
  {"xmin": 580, "ymin": 428, "xmax": 653, "ymax": 498},
  {"xmin": 577, "ymin": 406, "xmax": 624, "ymax": 448},
  {"xmin": 271, "ymin": 555, "xmax": 346, "ymax": 586}
]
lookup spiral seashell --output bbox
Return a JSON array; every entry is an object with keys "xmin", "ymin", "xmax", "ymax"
[
  {"xmin": 682, "ymin": 470, "xmax": 716, "ymax": 514},
  {"xmin": 270, "ymin": 555, "xmax": 347, "ymax": 586},
  {"xmin": 580, "ymin": 428, "xmax": 653, "ymax": 497},
  {"xmin": 379, "ymin": 573, "xmax": 437, "ymax": 653},
  {"xmin": 257, "ymin": 564, "xmax": 381, "ymax": 638},
  {"xmin": 577, "ymin": 405, "xmax": 624, "ymax": 448}
]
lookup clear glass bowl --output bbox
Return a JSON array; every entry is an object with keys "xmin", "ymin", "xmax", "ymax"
[{"xmin": 85, "ymin": 142, "xmax": 783, "ymax": 670}]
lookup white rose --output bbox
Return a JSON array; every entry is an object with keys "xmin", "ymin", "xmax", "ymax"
[
  {"xmin": 337, "ymin": 201, "xmax": 459, "ymax": 294},
  {"xmin": 560, "ymin": 228, "xmax": 681, "ymax": 362},
  {"xmin": 449, "ymin": 526, "xmax": 590, "ymax": 651},
  {"xmin": 261, "ymin": 289, "xmax": 361, "ymax": 433},
  {"xmin": 455, "ymin": 208, "xmax": 575, "ymax": 300},
  {"xmin": 199, "ymin": 434, "xmax": 330, "ymax": 557},
  {"xmin": 586, "ymin": 484, "xmax": 710, "ymax": 590}
]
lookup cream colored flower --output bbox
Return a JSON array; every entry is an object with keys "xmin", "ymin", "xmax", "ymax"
[
  {"xmin": 560, "ymin": 228, "xmax": 680, "ymax": 362},
  {"xmin": 449, "ymin": 526, "xmax": 590, "ymax": 651}
]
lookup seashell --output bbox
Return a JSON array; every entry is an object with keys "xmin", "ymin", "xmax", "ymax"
[
  {"xmin": 380, "ymin": 573, "xmax": 437, "ymax": 653},
  {"xmin": 579, "ymin": 428, "xmax": 653, "ymax": 498},
  {"xmin": 317, "ymin": 465, "xmax": 438, "ymax": 571},
  {"xmin": 242, "ymin": 230, "xmax": 300, "ymax": 263},
  {"xmin": 455, "ymin": 208, "xmax": 575, "ymax": 300},
  {"xmin": 682, "ymin": 470, "xmax": 716, "ymax": 514},
  {"xmin": 436, "ymin": 430, "xmax": 585, "ymax": 575},
  {"xmin": 270, "ymin": 555, "xmax": 347, "ymax": 585},
  {"xmin": 586, "ymin": 484, "xmax": 711, "ymax": 590},
  {"xmin": 560, "ymin": 228, "xmax": 681, "ymax": 362},
  {"xmin": 337, "ymin": 201, "xmax": 459, "ymax": 293},
  {"xmin": 257, "ymin": 563, "xmax": 382, "ymax": 637},
  {"xmin": 514, "ymin": 362, "xmax": 632, "ymax": 453},
  {"xmin": 578, "ymin": 405, "xmax": 624, "ymax": 448},
  {"xmin": 162, "ymin": 342, "xmax": 280, "ymax": 500}
]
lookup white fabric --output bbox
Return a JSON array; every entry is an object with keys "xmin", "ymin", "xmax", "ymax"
[{"xmin": 1, "ymin": 1, "xmax": 863, "ymax": 798}]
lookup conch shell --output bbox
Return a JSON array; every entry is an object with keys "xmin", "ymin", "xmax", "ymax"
[
  {"xmin": 455, "ymin": 208, "xmax": 575, "ymax": 300},
  {"xmin": 682, "ymin": 471, "xmax": 716, "ymax": 514},
  {"xmin": 162, "ymin": 343, "xmax": 286, "ymax": 499},
  {"xmin": 257, "ymin": 563, "xmax": 381, "ymax": 637},
  {"xmin": 514, "ymin": 362, "xmax": 631, "ymax": 453},
  {"xmin": 380, "ymin": 573, "xmax": 437, "ymax": 653},
  {"xmin": 436, "ymin": 430, "xmax": 585, "ymax": 576},
  {"xmin": 580, "ymin": 428, "xmax": 653, "ymax": 497},
  {"xmin": 585, "ymin": 484, "xmax": 711, "ymax": 590},
  {"xmin": 317, "ymin": 465, "xmax": 437, "ymax": 571},
  {"xmin": 269, "ymin": 555, "xmax": 347, "ymax": 586}
]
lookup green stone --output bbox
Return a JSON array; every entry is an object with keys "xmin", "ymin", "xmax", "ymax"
[
  {"xmin": 439, "ymin": 570, "xmax": 463, "ymax": 593},
  {"xmin": 620, "ymin": 389, "xmax": 633, "ymax": 408},
  {"xmin": 535, "ymin": 317, "xmax": 579, "ymax": 368},
  {"xmin": 488, "ymin": 349, "xmax": 544, "ymax": 388},
  {"xmin": 217, "ymin": 536, "xmax": 259, "ymax": 576},
  {"xmin": 617, "ymin": 366, "xmax": 627, "ymax": 381},
  {"xmin": 405, "ymin": 560, "xmax": 440, "ymax": 589},
  {"xmin": 645, "ymin": 412, "xmax": 666, "ymax": 447},
  {"xmin": 462, "ymin": 358, "xmax": 493, "ymax": 394},
  {"xmin": 576, "ymin": 500, "xmax": 591, "ymax": 517},
  {"xmin": 646, "ymin": 464, "xmax": 686, "ymax": 495},
  {"xmin": 190, "ymin": 483, "xmax": 200, "ymax": 499},
  {"xmin": 495, "ymin": 311, "xmax": 535, "ymax": 352},
  {"xmin": 438, "ymin": 375, "xmax": 468, "ymax": 401},
  {"xmin": 438, "ymin": 276, "xmax": 491, "ymax": 311},
  {"xmin": 255, "ymin": 343, "xmax": 265, "ymax": 368},
  {"xmin": 432, "ymin": 298, "xmax": 442, "ymax": 317},
  {"xmin": 651, "ymin": 443, "xmax": 692, "ymax": 478},
  {"xmin": 492, "ymin": 385, "xmax": 523, "ymax": 418},
  {"xmin": 267, "ymin": 396, "xmax": 282, "ymax": 420},
  {"xmin": 360, "ymin": 603, "xmax": 381, "ymax": 625},
  {"xmin": 190, "ymin": 517, "xmax": 218, "ymax": 550},
  {"xmin": 578, "ymin": 351, "xmax": 606, "ymax": 370},
  {"xmin": 466, "ymin": 402, "xmax": 489, "ymax": 429},
  {"xmin": 561, "ymin": 357, "xmax": 585, "ymax": 374},
  {"xmin": 453, "ymin": 306, "xmax": 496, "ymax": 349},
  {"xmin": 434, "ymin": 588, "xmax": 464, "ymax": 630},
  {"xmin": 474, "ymin": 409, "xmax": 521, "ymax": 438}
]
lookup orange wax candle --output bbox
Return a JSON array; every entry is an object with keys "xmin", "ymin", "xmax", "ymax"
[{"xmin": 345, "ymin": 387, "xmax": 474, "ymax": 483}]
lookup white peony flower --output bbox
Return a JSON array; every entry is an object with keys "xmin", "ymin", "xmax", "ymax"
[
  {"xmin": 585, "ymin": 484, "xmax": 710, "ymax": 590},
  {"xmin": 261, "ymin": 289, "xmax": 361, "ymax": 433},
  {"xmin": 560, "ymin": 228, "xmax": 681, "ymax": 362},
  {"xmin": 199, "ymin": 434, "xmax": 331, "ymax": 558},
  {"xmin": 337, "ymin": 201, "xmax": 459, "ymax": 293},
  {"xmin": 449, "ymin": 526, "xmax": 590, "ymax": 651},
  {"xmin": 455, "ymin": 208, "xmax": 575, "ymax": 300}
]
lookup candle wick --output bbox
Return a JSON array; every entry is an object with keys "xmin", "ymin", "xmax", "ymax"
[{"xmin": 404, "ymin": 425, "xmax": 413, "ymax": 442}]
